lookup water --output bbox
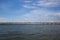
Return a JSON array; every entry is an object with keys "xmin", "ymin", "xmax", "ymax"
[{"xmin": 0, "ymin": 25, "xmax": 60, "ymax": 40}]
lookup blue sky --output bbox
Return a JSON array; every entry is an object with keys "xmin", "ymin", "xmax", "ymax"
[{"xmin": 0, "ymin": 0, "xmax": 60, "ymax": 22}]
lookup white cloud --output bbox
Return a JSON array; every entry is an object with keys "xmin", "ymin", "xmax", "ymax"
[
  {"xmin": 19, "ymin": 10, "xmax": 41, "ymax": 22},
  {"xmin": 45, "ymin": 12, "xmax": 60, "ymax": 17},
  {"xmin": 23, "ymin": 0, "xmax": 60, "ymax": 8},
  {"xmin": 0, "ymin": 17, "xmax": 8, "ymax": 22},
  {"xmin": 37, "ymin": 0, "xmax": 60, "ymax": 7},
  {"xmin": 0, "ymin": 11, "xmax": 60, "ymax": 22},
  {"xmin": 18, "ymin": 9, "xmax": 60, "ymax": 22},
  {"xmin": 19, "ymin": 9, "xmax": 51, "ymax": 22},
  {"xmin": 23, "ymin": 5, "xmax": 36, "ymax": 8}
]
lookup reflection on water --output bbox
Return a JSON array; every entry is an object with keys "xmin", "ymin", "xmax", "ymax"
[{"xmin": 0, "ymin": 25, "xmax": 60, "ymax": 40}]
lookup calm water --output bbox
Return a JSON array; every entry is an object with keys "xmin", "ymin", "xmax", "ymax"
[{"xmin": 0, "ymin": 25, "xmax": 60, "ymax": 40}]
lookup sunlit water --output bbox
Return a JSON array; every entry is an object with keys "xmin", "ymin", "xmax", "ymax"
[{"xmin": 0, "ymin": 25, "xmax": 60, "ymax": 40}]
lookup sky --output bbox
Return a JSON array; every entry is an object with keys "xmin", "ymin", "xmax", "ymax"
[{"xmin": 0, "ymin": 0, "xmax": 60, "ymax": 22}]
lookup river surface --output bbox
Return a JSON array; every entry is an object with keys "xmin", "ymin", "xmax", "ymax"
[{"xmin": 0, "ymin": 25, "xmax": 60, "ymax": 40}]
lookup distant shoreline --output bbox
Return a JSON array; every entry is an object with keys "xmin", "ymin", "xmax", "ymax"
[{"xmin": 0, "ymin": 22, "xmax": 60, "ymax": 25}]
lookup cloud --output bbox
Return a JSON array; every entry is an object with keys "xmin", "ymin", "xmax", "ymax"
[
  {"xmin": 0, "ymin": 17, "xmax": 8, "ymax": 22},
  {"xmin": 23, "ymin": 0, "xmax": 60, "ymax": 8},
  {"xmin": 36, "ymin": 0, "xmax": 60, "ymax": 7},
  {"xmin": 18, "ymin": 9, "xmax": 53, "ymax": 22},
  {"xmin": 23, "ymin": 5, "xmax": 36, "ymax": 8},
  {"xmin": 0, "ymin": 10, "xmax": 60, "ymax": 22},
  {"xmin": 45, "ymin": 12, "xmax": 60, "ymax": 17},
  {"xmin": 18, "ymin": 9, "xmax": 60, "ymax": 22},
  {"xmin": 0, "ymin": 17, "xmax": 24, "ymax": 22}
]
